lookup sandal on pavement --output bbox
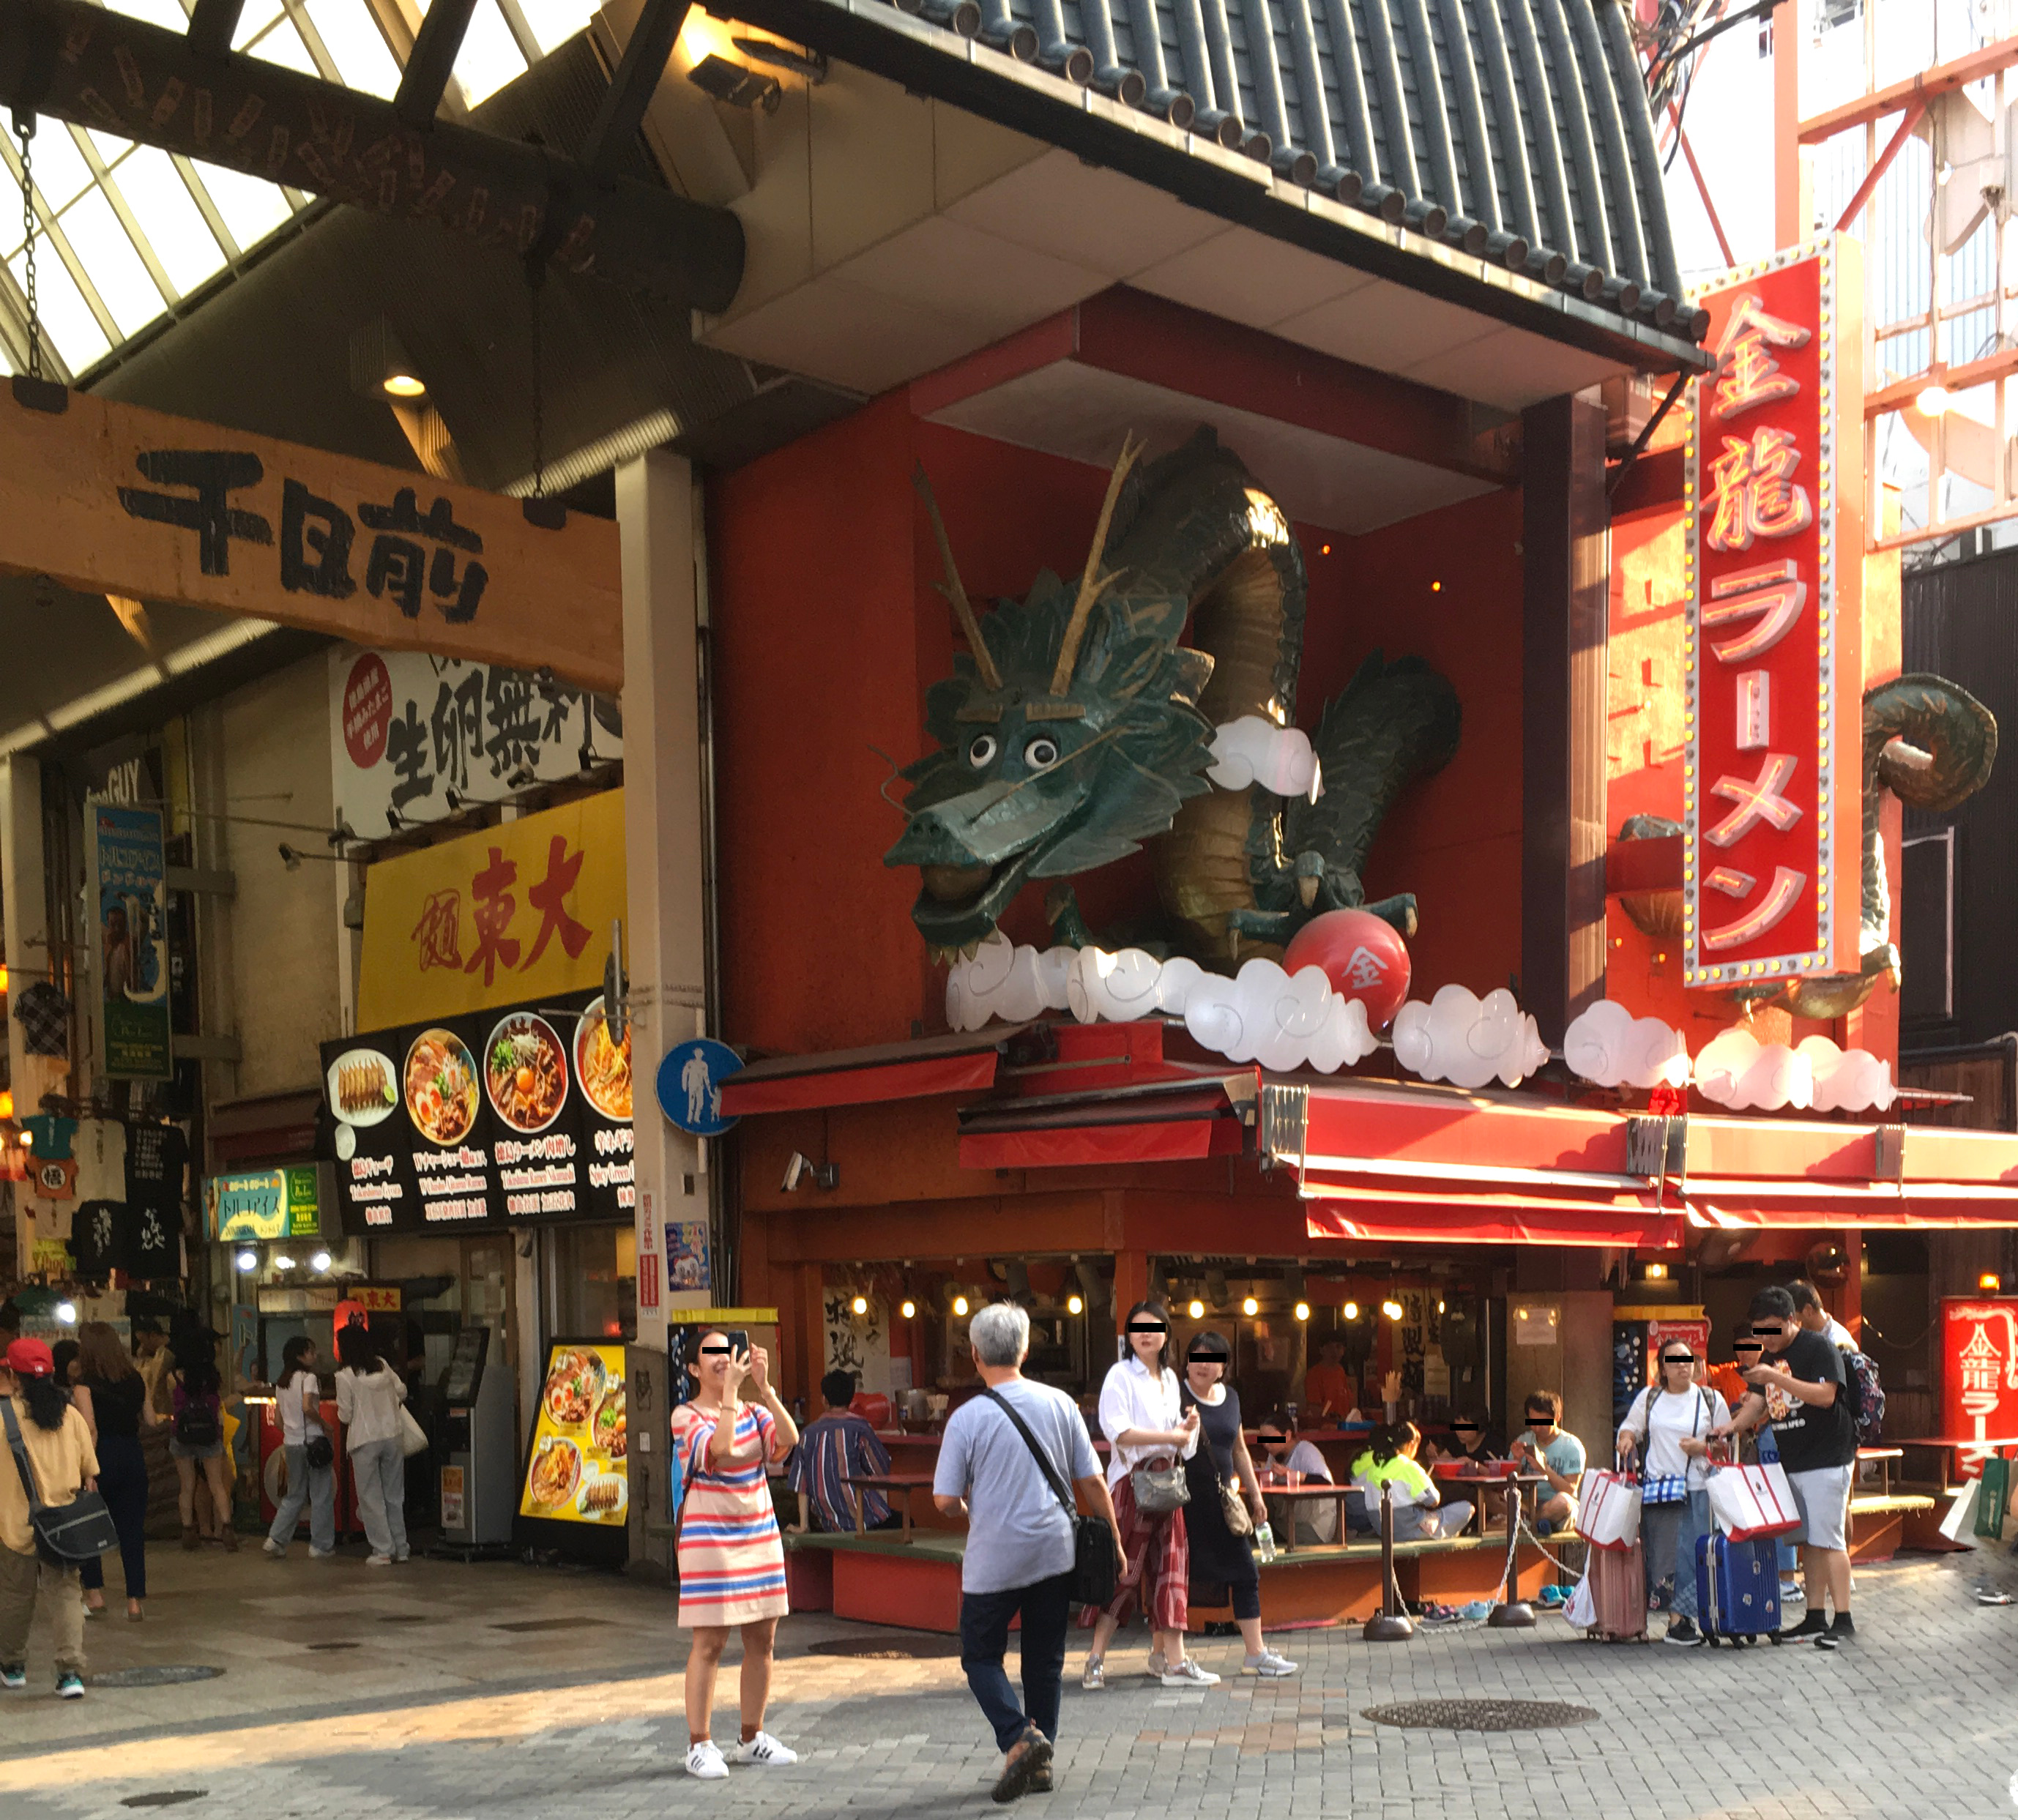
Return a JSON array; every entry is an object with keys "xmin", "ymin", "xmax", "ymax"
[{"xmin": 992, "ymin": 1726, "xmax": 1052, "ymax": 1804}]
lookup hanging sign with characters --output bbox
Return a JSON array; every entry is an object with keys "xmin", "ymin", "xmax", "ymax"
[
  {"xmin": 1682, "ymin": 239, "xmax": 1865, "ymax": 991},
  {"xmin": 1941, "ymin": 1298, "xmax": 2018, "ymax": 1480},
  {"xmin": 0, "ymin": 386, "xmax": 619, "ymax": 692},
  {"xmin": 86, "ymin": 800, "xmax": 172, "ymax": 1081},
  {"xmin": 357, "ymin": 789, "xmax": 625, "ymax": 1029},
  {"xmin": 330, "ymin": 647, "xmax": 623, "ymax": 840}
]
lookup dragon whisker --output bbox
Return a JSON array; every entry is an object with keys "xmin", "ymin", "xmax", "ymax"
[{"xmin": 913, "ymin": 462, "xmax": 1004, "ymax": 692}]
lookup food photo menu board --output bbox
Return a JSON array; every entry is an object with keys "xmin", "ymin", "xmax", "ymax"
[
  {"xmin": 515, "ymin": 1340, "xmax": 630, "ymax": 1561},
  {"xmin": 321, "ymin": 986, "xmax": 636, "ymax": 1234}
]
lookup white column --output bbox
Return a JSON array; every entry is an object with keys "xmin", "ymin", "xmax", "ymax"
[
  {"xmin": 0, "ymin": 756, "xmax": 47, "ymax": 1266},
  {"xmin": 617, "ymin": 450, "xmax": 711, "ymax": 1350}
]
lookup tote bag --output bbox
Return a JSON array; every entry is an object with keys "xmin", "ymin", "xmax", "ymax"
[
  {"xmin": 1705, "ymin": 1459, "xmax": 1803, "ymax": 1540},
  {"xmin": 1577, "ymin": 1469, "xmax": 1642, "ymax": 1550}
]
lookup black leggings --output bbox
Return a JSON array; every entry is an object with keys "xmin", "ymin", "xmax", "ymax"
[{"xmin": 80, "ymin": 1433, "xmax": 149, "ymax": 1599}]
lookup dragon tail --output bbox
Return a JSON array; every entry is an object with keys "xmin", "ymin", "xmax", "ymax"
[{"xmin": 1287, "ymin": 651, "xmax": 1462, "ymax": 881}]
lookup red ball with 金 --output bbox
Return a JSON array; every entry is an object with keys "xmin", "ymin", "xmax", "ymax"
[{"xmin": 1281, "ymin": 909, "xmax": 1412, "ymax": 1030}]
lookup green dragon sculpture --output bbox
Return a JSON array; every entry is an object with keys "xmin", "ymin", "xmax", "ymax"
[
  {"xmin": 1616, "ymin": 672, "xmax": 1997, "ymax": 1018},
  {"xmin": 885, "ymin": 428, "xmax": 1462, "ymax": 965}
]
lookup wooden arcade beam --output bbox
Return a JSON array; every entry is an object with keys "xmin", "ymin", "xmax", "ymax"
[
  {"xmin": 0, "ymin": 379, "xmax": 623, "ymax": 693},
  {"xmin": 394, "ymin": 0, "xmax": 480, "ymax": 128},
  {"xmin": 0, "ymin": 0, "xmax": 744, "ymax": 309}
]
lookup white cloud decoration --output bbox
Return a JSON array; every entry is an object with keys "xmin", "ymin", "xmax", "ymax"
[
  {"xmin": 1798, "ymin": 1036, "xmax": 1897, "ymax": 1114},
  {"xmin": 1693, "ymin": 1026, "xmax": 1813, "ymax": 1111},
  {"xmin": 1562, "ymin": 1001, "xmax": 1690, "ymax": 1091},
  {"xmin": 1207, "ymin": 716, "xmax": 1323, "ymax": 800},
  {"xmin": 1390, "ymin": 985, "xmax": 1550, "ymax": 1089},
  {"xmin": 945, "ymin": 933, "xmax": 1072, "ymax": 1032},
  {"xmin": 1180, "ymin": 959, "xmax": 1377, "ymax": 1071},
  {"xmin": 948, "ymin": 936, "xmax": 1376, "ymax": 1071}
]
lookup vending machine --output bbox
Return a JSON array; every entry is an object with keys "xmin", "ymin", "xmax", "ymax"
[{"xmin": 436, "ymin": 1325, "xmax": 515, "ymax": 1555}]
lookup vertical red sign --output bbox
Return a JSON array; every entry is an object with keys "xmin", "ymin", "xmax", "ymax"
[
  {"xmin": 1683, "ymin": 239, "xmax": 1864, "ymax": 991},
  {"xmin": 1942, "ymin": 1298, "xmax": 2018, "ymax": 1478}
]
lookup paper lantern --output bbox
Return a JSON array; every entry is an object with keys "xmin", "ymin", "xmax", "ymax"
[{"xmin": 1281, "ymin": 910, "xmax": 1412, "ymax": 1030}]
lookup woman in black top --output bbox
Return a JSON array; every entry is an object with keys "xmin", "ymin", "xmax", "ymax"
[
  {"xmin": 1179, "ymin": 1332, "xmax": 1296, "ymax": 1677},
  {"xmin": 74, "ymin": 1322, "xmax": 158, "ymax": 1619}
]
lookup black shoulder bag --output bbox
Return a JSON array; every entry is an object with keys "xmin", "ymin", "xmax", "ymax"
[
  {"xmin": 2, "ymin": 1400, "xmax": 119, "ymax": 1565},
  {"xmin": 983, "ymin": 1389, "xmax": 1117, "ymax": 1608}
]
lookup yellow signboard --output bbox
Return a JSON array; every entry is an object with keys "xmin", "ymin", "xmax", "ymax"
[
  {"xmin": 357, "ymin": 789, "xmax": 625, "ymax": 1029},
  {"xmin": 521, "ymin": 1341, "xmax": 629, "ymax": 1527},
  {"xmin": 0, "ymin": 384, "xmax": 620, "ymax": 692}
]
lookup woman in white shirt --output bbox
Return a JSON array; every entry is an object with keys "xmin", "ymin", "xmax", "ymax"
[
  {"xmin": 1081, "ymin": 1300, "xmax": 1215, "ymax": 1691},
  {"xmin": 1617, "ymin": 1343, "xmax": 1730, "ymax": 1647},
  {"xmin": 263, "ymin": 1338, "xmax": 335, "ymax": 1560},
  {"xmin": 335, "ymin": 1322, "xmax": 411, "ymax": 1565}
]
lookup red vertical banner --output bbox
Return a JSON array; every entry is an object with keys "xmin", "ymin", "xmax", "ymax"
[
  {"xmin": 1683, "ymin": 238, "xmax": 1864, "ymax": 991},
  {"xmin": 1941, "ymin": 1298, "xmax": 2018, "ymax": 1478}
]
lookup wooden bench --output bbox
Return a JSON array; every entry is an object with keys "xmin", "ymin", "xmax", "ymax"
[
  {"xmin": 1847, "ymin": 1491, "xmax": 1937, "ymax": 1564},
  {"xmin": 1188, "ymin": 1532, "xmax": 1553, "ymax": 1630}
]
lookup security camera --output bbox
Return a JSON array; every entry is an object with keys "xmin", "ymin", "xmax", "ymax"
[{"xmin": 782, "ymin": 1152, "xmax": 838, "ymax": 1192}]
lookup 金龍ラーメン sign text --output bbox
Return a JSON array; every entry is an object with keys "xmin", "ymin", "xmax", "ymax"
[
  {"xmin": 1683, "ymin": 239, "xmax": 1864, "ymax": 988},
  {"xmin": 0, "ymin": 386, "xmax": 619, "ymax": 693}
]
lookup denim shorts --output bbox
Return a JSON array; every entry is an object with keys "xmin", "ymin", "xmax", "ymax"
[{"xmin": 168, "ymin": 1436, "xmax": 224, "ymax": 1462}]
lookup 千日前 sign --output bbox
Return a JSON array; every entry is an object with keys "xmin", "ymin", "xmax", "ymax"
[
  {"xmin": 0, "ymin": 384, "xmax": 620, "ymax": 694},
  {"xmin": 1682, "ymin": 239, "xmax": 1865, "ymax": 990}
]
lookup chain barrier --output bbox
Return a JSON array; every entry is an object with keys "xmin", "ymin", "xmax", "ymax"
[{"xmin": 13, "ymin": 111, "xmax": 40, "ymax": 378}]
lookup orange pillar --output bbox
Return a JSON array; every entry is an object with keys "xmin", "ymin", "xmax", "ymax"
[{"xmin": 1773, "ymin": 0, "xmax": 1802, "ymax": 249}]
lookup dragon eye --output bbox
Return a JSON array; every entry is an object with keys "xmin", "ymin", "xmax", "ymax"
[
  {"xmin": 966, "ymin": 734, "xmax": 998, "ymax": 767},
  {"xmin": 1024, "ymin": 736, "xmax": 1061, "ymax": 771}
]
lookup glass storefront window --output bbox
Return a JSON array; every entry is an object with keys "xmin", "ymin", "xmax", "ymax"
[{"xmin": 548, "ymin": 1223, "xmax": 636, "ymax": 1343}]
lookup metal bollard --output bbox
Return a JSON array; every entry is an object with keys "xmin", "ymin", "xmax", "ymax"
[
  {"xmin": 1363, "ymin": 1481, "xmax": 1414, "ymax": 1641},
  {"xmin": 1488, "ymin": 1479, "xmax": 1537, "ymax": 1629}
]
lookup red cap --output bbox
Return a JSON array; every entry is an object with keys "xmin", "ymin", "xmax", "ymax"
[{"xmin": 4, "ymin": 1337, "xmax": 53, "ymax": 1378}]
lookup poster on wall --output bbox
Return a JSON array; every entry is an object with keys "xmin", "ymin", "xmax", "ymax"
[
  {"xmin": 331, "ymin": 646, "xmax": 623, "ymax": 841},
  {"xmin": 321, "ymin": 986, "xmax": 636, "ymax": 1234},
  {"xmin": 518, "ymin": 1340, "xmax": 630, "ymax": 1529},
  {"xmin": 86, "ymin": 800, "xmax": 171, "ymax": 1080},
  {"xmin": 1941, "ymin": 1299, "xmax": 2018, "ymax": 1480}
]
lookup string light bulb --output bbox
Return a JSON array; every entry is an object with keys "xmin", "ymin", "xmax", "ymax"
[
  {"xmin": 1242, "ymin": 1295, "xmax": 1259, "ymax": 1316},
  {"xmin": 850, "ymin": 1294, "xmax": 868, "ymax": 1316},
  {"xmin": 1068, "ymin": 1294, "xmax": 1084, "ymax": 1315},
  {"xmin": 1344, "ymin": 1301, "xmax": 1359, "ymax": 1320},
  {"xmin": 900, "ymin": 1299, "xmax": 917, "ymax": 1320},
  {"xmin": 1188, "ymin": 1299, "xmax": 1205, "ymax": 1319},
  {"xmin": 1294, "ymin": 1301, "xmax": 1311, "ymax": 1323},
  {"xmin": 952, "ymin": 1294, "xmax": 969, "ymax": 1317}
]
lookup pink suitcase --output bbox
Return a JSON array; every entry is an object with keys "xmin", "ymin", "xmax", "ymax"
[{"xmin": 1584, "ymin": 1537, "xmax": 1648, "ymax": 1641}]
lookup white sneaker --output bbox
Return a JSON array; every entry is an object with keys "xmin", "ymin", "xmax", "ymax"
[
  {"xmin": 1244, "ymin": 1650, "xmax": 1297, "ymax": 1677},
  {"xmin": 261, "ymin": 1538, "xmax": 285, "ymax": 1559},
  {"xmin": 687, "ymin": 1741, "xmax": 729, "ymax": 1780},
  {"xmin": 308, "ymin": 1546, "xmax": 335, "ymax": 1559},
  {"xmin": 1158, "ymin": 1657, "xmax": 1220, "ymax": 1687},
  {"xmin": 365, "ymin": 1554, "xmax": 393, "ymax": 1567},
  {"xmin": 735, "ymin": 1731, "xmax": 797, "ymax": 1766}
]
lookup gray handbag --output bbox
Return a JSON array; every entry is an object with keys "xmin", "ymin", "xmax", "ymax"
[{"xmin": 1130, "ymin": 1454, "xmax": 1191, "ymax": 1515}]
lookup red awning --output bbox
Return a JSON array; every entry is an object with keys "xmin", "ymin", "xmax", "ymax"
[
  {"xmin": 1689, "ymin": 1190, "xmax": 2018, "ymax": 1229},
  {"xmin": 1300, "ymin": 1179, "xmax": 1686, "ymax": 1249},
  {"xmin": 718, "ymin": 1025, "xmax": 1032, "ymax": 1116},
  {"xmin": 957, "ymin": 1078, "xmax": 1256, "ymax": 1171}
]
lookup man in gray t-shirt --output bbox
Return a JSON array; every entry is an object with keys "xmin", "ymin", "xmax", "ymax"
[{"xmin": 934, "ymin": 1304, "xmax": 1122, "ymax": 1804}]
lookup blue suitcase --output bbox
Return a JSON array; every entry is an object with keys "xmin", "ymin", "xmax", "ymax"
[{"xmin": 1696, "ymin": 1531, "xmax": 1783, "ymax": 1646}]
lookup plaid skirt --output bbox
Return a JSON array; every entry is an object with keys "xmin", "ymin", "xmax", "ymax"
[{"xmin": 1080, "ymin": 1470, "xmax": 1188, "ymax": 1632}]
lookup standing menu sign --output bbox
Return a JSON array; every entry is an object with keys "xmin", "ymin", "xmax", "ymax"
[
  {"xmin": 321, "ymin": 986, "xmax": 635, "ymax": 1234},
  {"xmin": 1942, "ymin": 1298, "xmax": 2018, "ymax": 1480},
  {"xmin": 1682, "ymin": 238, "xmax": 1864, "ymax": 993},
  {"xmin": 87, "ymin": 800, "xmax": 172, "ymax": 1080}
]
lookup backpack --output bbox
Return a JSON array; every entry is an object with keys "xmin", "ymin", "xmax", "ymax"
[
  {"xmin": 175, "ymin": 1396, "xmax": 221, "ymax": 1449},
  {"xmin": 1839, "ymin": 1348, "xmax": 1884, "ymax": 1445}
]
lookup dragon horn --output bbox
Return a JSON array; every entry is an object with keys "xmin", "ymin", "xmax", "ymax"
[
  {"xmin": 1051, "ymin": 433, "xmax": 1144, "ymax": 696},
  {"xmin": 912, "ymin": 463, "xmax": 1003, "ymax": 692}
]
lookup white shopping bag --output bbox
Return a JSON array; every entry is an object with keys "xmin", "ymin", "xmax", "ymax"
[
  {"xmin": 1939, "ymin": 1476, "xmax": 1983, "ymax": 1545},
  {"xmin": 1705, "ymin": 1460, "xmax": 1803, "ymax": 1541},
  {"xmin": 1563, "ymin": 1572, "xmax": 1596, "ymax": 1628},
  {"xmin": 1577, "ymin": 1469, "xmax": 1642, "ymax": 1550}
]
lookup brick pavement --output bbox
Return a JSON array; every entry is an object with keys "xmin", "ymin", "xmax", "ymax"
[{"xmin": 4, "ymin": 1548, "xmax": 2018, "ymax": 1819}]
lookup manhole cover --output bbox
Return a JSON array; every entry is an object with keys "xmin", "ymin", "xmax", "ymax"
[
  {"xmin": 1362, "ymin": 1699, "xmax": 1596, "ymax": 1732},
  {"xmin": 805, "ymin": 1637, "xmax": 964, "ymax": 1660},
  {"xmin": 122, "ymin": 1796, "xmax": 206, "ymax": 1810},
  {"xmin": 89, "ymin": 1666, "xmax": 225, "ymax": 1689}
]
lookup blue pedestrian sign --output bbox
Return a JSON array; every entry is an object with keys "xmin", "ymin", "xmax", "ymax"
[{"xmin": 657, "ymin": 1039, "xmax": 743, "ymax": 1137}]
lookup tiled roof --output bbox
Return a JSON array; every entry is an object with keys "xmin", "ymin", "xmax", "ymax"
[{"xmin": 842, "ymin": 0, "xmax": 1696, "ymax": 334}]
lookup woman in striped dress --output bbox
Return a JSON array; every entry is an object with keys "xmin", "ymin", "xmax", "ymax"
[{"xmin": 672, "ymin": 1330, "xmax": 800, "ymax": 1781}]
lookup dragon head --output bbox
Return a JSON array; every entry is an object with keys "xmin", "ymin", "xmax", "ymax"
[{"xmin": 886, "ymin": 439, "xmax": 1216, "ymax": 956}]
